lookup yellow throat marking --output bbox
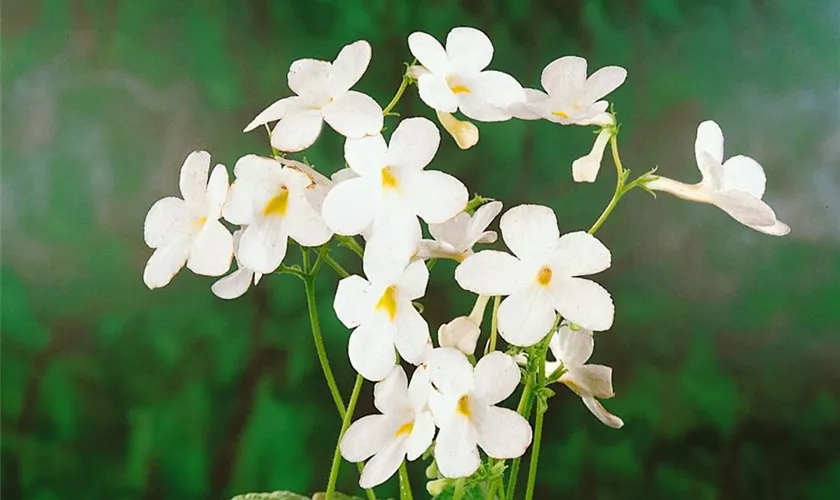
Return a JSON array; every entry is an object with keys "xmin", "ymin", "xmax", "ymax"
[
  {"xmin": 381, "ymin": 167, "xmax": 399, "ymax": 190},
  {"xmin": 394, "ymin": 421, "xmax": 414, "ymax": 438},
  {"xmin": 446, "ymin": 76, "xmax": 471, "ymax": 94},
  {"xmin": 456, "ymin": 395, "xmax": 471, "ymax": 419},
  {"xmin": 376, "ymin": 286, "xmax": 398, "ymax": 320},
  {"xmin": 263, "ymin": 187, "xmax": 289, "ymax": 216},
  {"xmin": 552, "ymin": 110, "xmax": 570, "ymax": 118},
  {"xmin": 537, "ymin": 266, "xmax": 553, "ymax": 286}
]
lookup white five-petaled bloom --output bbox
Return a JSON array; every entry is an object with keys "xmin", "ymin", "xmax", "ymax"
[
  {"xmin": 223, "ymin": 155, "xmax": 332, "ymax": 274},
  {"xmin": 211, "ymin": 230, "xmax": 263, "ymax": 300},
  {"xmin": 340, "ymin": 366, "xmax": 436, "ymax": 488},
  {"xmin": 545, "ymin": 323, "xmax": 624, "ymax": 429},
  {"xmin": 456, "ymin": 204, "xmax": 614, "ymax": 346},
  {"xmin": 333, "ymin": 255, "xmax": 431, "ymax": 381},
  {"xmin": 428, "ymin": 348, "xmax": 532, "ymax": 478},
  {"xmin": 143, "ymin": 151, "xmax": 233, "ymax": 289},
  {"xmin": 511, "ymin": 56, "xmax": 625, "ymax": 127},
  {"xmin": 243, "ymin": 40, "xmax": 384, "ymax": 152},
  {"xmin": 408, "ymin": 27, "xmax": 526, "ymax": 122},
  {"xmin": 321, "ymin": 117, "xmax": 468, "ymax": 261},
  {"xmin": 416, "ymin": 200, "xmax": 503, "ymax": 261},
  {"xmin": 646, "ymin": 120, "xmax": 790, "ymax": 236}
]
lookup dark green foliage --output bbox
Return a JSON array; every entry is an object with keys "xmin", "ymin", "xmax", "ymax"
[{"xmin": 2, "ymin": 0, "xmax": 838, "ymax": 499}]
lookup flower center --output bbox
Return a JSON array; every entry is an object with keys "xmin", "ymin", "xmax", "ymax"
[
  {"xmin": 193, "ymin": 216, "xmax": 208, "ymax": 229},
  {"xmin": 381, "ymin": 167, "xmax": 399, "ymax": 190},
  {"xmin": 262, "ymin": 186, "xmax": 289, "ymax": 216},
  {"xmin": 552, "ymin": 110, "xmax": 570, "ymax": 118},
  {"xmin": 456, "ymin": 395, "xmax": 472, "ymax": 419},
  {"xmin": 375, "ymin": 286, "xmax": 398, "ymax": 320},
  {"xmin": 394, "ymin": 421, "xmax": 414, "ymax": 438},
  {"xmin": 536, "ymin": 266, "xmax": 553, "ymax": 286},
  {"xmin": 446, "ymin": 75, "xmax": 471, "ymax": 94}
]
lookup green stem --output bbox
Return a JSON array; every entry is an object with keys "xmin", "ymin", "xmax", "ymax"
[
  {"xmin": 588, "ymin": 132, "xmax": 624, "ymax": 235},
  {"xmin": 497, "ymin": 472, "xmax": 507, "ymax": 500},
  {"xmin": 486, "ymin": 295, "xmax": 501, "ymax": 355},
  {"xmin": 336, "ymin": 235, "xmax": 365, "ymax": 258},
  {"xmin": 506, "ymin": 378, "xmax": 534, "ymax": 498},
  {"xmin": 325, "ymin": 374, "xmax": 364, "ymax": 499},
  {"xmin": 524, "ymin": 348, "xmax": 548, "ymax": 500},
  {"xmin": 323, "ymin": 254, "xmax": 351, "ymax": 279},
  {"xmin": 398, "ymin": 461, "xmax": 414, "ymax": 500},
  {"xmin": 453, "ymin": 477, "xmax": 466, "ymax": 500},
  {"xmin": 383, "ymin": 73, "xmax": 410, "ymax": 115},
  {"xmin": 303, "ymin": 270, "xmax": 346, "ymax": 417}
]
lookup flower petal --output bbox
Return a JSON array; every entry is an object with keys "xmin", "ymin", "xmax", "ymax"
[
  {"xmin": 345, "ymin": 134, "xmax": 388, "ymax": 176},
  {"xmin": 550, "ymin": 231, "xmax": 611, "ymax": 277},
  {"xmin": 398, "ymin": 259, "xmax": 430, "ymax": 301},
  {"xmin": 509, "ymin": 88, "xmax": 551, "ymax": 120},
  {"xmin": 349, "ymin": 322, "xmax": 397, "ymax": 381},
  {"xmin": 497, "ymin": 287, "xmax": 556, "ymax": 347},
  {"xmin": 429, "ymin": 347, "xmax": 474, "ymax": 396},
  {"xmin": 695, "ymin": 120, "xmax": 725, "ymax": 168},
  {"xmin": 205, "ymin": 164, "xmax": 230, "ymax": 219},
  {"xmin": 374, "ymin": 365, "xmax": 410, "ymax": 415},
  {"xmin": 474, "ymin": 406, "xmax": 532, "ymax": 459},
  {"xmin": 446, "ymin": 27, "xmax": 493, "ymax": 73},
  {"xmin": 711, "ymin": 190, "xmax": 777, "ymax": 228},
  {"xmin": 582, "ymin": 66, "xmax": 627, "ymax": 104},
  {"xmin": 287, "ymin": 58, "xmax": 331, "ymax": 99},
  {"xmin": 434, "ymin": 415, "xmax": 480, "ymax": 478},
  {"xmin": 187, "ymin": 219, "xmax": 234, "ymax": 276},
  {"xmin": 429, "ymin": 212, "xmax": 470, "ymax": 249},
  {"xmin": 329, "ymin": 40, "xmax": 371, "ymax": 97},
  {"xmin": 340, "ymin": 414, "xmax": 393, "ymax": 462},
  {"xmin": 143, "ymin": 241, "xmax": 189, "ymax": 289},
  {"xmin": 458, "ymin": 71, "xmax": 525, "ymax": 122},
  {"xmin": 562, "ymin": 364, "xmax": 615, "ymax": 399},
  {"xmin": 408, "ymin": 364, "xmax": 432, "ymax": 412},
  {"xmin": 322, "ymin": 91, "xmax": 384, "ymax": 139},
  {"xmin": 500, "ymin": 204, "xmax": 559, "ymax": 262},
  {"xmin": 550, "ymin": 277, "xmax": 614, "ymax": 332},
  {"xmin": 394, "ymin": 304, "xmax": 431, "ymax": 365},
  {"xmin": 334, "ymin": 275, "xmax": 373, "ymax": 328},
  {"xmin": 211, "ymin": 267, "xmax": 254, "ymax": 300},
  {"xmin": 406, "ymin": 411, "xmax": 435, "ymax": 461},
  {"xmin": 321, "ymin": 176, "xmax": 378, "ymax": 236},
  {"xmin": 549, "ymin": 324, "xmax": 593, "ymax": 367},
  {"xmin": 455, "ymin": 250, "xmax": 528, "ymax": 296},
  {"xmin": 403, "ymin": 170, "xmax": 468, "ymax": 224},
  {"xmin": 417, "ymin": 73, "xmax": 458, "ymax": 113},
  {"xmin": 387, "ymin": 117, "xmax": 440, "ymax": 171},
  {"xmin": 541, "ymin": 56, "xmax": 587, "ymax": 99},
  {"xmin": 582, "ymin": 395, "xmax": 624, "ymax": 428},
  {"xmin": 752, "ymin": 219, "xmax": 791, "ymax": 236},
  {"xmin": 238, "ymin": 218, "xmax": 288, "ymax": 274},
  {"xmin": 270, "ymin": 109, "xmax": 324, "ymax": 152},
  {"xmin": 720, "ymin": 155, "xmax": 766, "ymax": 199},
  {"xmin": 243, "ymin": 96, "xmax": 306, "ymax": 132},
  {"xmin": 179, "ymin": 151, "xmax": 211, "ymax": 203},
  {"xmin": 144, "ymin": 197, "xmax": 189, "ymax": 248},
  {"xmin": 472, "ymin": 352, "xmax": 520, "ymax": 406},
  {"xmin": 408, "ymin": 32, "xmax": 450, "ymax": 75},
  {"xmin": 466, "ymin": 201, "xmax": 503, "ymax": 243},
  {"xmin": 284, "ymin": 192, "xmax": 333, "ymax": 247},
  {"xmin": 359, "ymin": 435, "xmax": 410, "ymax": 489}
]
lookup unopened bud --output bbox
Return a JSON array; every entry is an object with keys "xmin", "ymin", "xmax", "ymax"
[
  {"xmin": 438, "ymin": 317, "xmax": 480, "ymax": 355},
  {"xmin": 426, "ymin": 478, "xmax": 449, "ymax": 496},
  {"xmin": 436, "ymin": 110, "xmax": 479, "ymax": 150},
  {"xmin": 572, "ymin": 128, "xmax": 612, "ymax": 183}
]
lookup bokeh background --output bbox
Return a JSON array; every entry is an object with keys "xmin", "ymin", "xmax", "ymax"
[{"xmin": 2, "ymin": 0, "xmax": 839, "ymax": 498}]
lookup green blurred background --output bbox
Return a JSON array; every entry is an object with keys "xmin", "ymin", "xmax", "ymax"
[{"xmin": 2, "ymin": 0, "xmax": 839, "ymax": 498}]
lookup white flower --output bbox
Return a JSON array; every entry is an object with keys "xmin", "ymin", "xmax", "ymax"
[
  {"xmin": 455, "ymin": 204, "xmax": 614, "ymax": 346},
  {"xmin": 340, "ymin": 366, "xmax": 436, "ymax": 488},
  {"xmin": 408, "ymin": 27, "xmax": 525, "ymax": 121},
  {"xmin": 333, "ymin": 255, "xmax": 431, "ymax": 381},
  {"xmin": 428, "ymin": 348, "xmax": 532, "ymax": 478},
  {"xmin": 143, "ymin": 151, "xmax": 233, "ymax": 289},
  {"xmin": 510, "ymin": 56, "xmax": 625, "ymax": 126},
  {"xmin": 545, "ymin": 323, "xmax": 623, "ymax": 428},
  {"xmin": 211, "ymin": 229, "xmax": 263, "ymax": 300},
  {"xmin": 435, "ymin": 110, "xmax": 479, "ymax": 150},
  {"xmin": 437, "ymin": 295, "xmax": 491, "ymax": 355},
  {"xmin": 321, "ymin": 117, "xmax": 468, "ymax": 260},
  {"xmin": 571, "ymin": 127, "xmax": 613, "ymax": 183},
  {"xmin": 646, "ymin": 120, "xmax": 790, "ymax": 236},
  {"xmin": 223, "ymin": 155, "xmax": 332, "ymax": 274},
  {"xmin": 416, "ymin": 201, "xmax": 503, "ymax": 261},
  {"xmin": 243, "ymin": 40, "xmax": 384, "ymax": 152}
]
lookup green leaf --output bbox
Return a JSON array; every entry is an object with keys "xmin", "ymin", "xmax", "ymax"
[{"xmin": 231, "ymin": 492, "xmax": 310, "ymax": 500}]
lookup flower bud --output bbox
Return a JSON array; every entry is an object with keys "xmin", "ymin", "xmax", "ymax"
[
  {"xmin": 572, "ymin": 128, "xmax": 612, "ymax": 183},
  {"xmin": 436, "ymin": 110, "xmax": 479, "ymax": 150},
  {"xmin": 426, "ymin": 479, "xmax": 449, "ymax": 496},
  {"xmin": 438, "ymin": 316, "xmax": 481, "ymax": 355},
  {"xmin": 425, "ymin": 461, "xmax": 439, "ymax": 479}
]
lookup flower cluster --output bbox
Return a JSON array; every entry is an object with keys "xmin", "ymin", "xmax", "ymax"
[{"xmin": 142, "ymin": 26, "xmax": 789, "ymax": 499}]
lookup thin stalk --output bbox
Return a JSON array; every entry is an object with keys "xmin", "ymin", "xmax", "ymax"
[
  {"xmin": 323, "ymin": 254, "xmax": 351, "ymax": 279},
  {"xmin": 588, "ymin": 133, "xmax": 624, "ymax": 235},
  {"xmin": 486, "ymin": 295, "xmax": 501, "ymax": 355},
  {"xmin": 383, "ymin": 74, "xmax": 410, "ymax": 115},
  {"xmin": 325, "ymin": 375, "xmax": 364, "ymax": 499},
  {"xmin": 453, "ymin": 477, "xmax": 466, "ymax": 500},
  {"xmin": 506, "ymin": 377, "xmax": 534, "ymax": 498},
  {"xmin": 398, "ymin": 461, "xmax": 414, "ymax": 500},
  {"xmin": 336, "ymin": 235, "xmax": 365, "ymax": 258},
  {"xmin": 524, "ymin": 348, "xmax": 548, "ymax": 500}
]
